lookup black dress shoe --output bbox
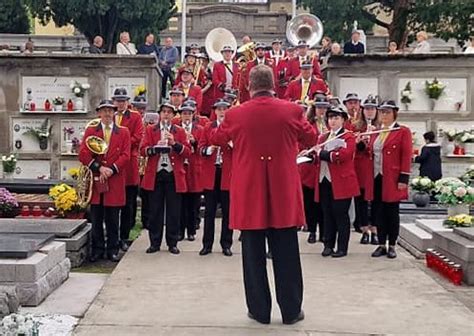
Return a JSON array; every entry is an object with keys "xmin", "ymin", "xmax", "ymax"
[
  {"xmin": 89, "ymin": 253, "xmax": 103, "ymax": 262},
  {"xmin": 199, "ymin": 247, "xmax": 212, "ymax": 256},
  {"xmin": 107, "ymin": 254, "xmax": 120, "ymax": 262},
  {"xmin": 168, "ymin": 246, "xmax": 180, "ymax": 255},
  {"xmin": 247, "ymin": 312, "xmax": 270, "ymax": 324},
  {"xmin": 360, "ymin": 232, "xmax": 369, "ymax": 245},
  {"xmin": 371, "ymin": 246, "xmax": 387, "ymax": 257},
  {"xmin": 321, "ymin": 247, "xmax": 334, "ymax": 257},
  {"xmin": 146, "ymin": 246, "xmax": 160, "ymax": 254},
  {"xmin": 370, "ymin": 234, "xmax": 379, "ymax": 245},
  {"xmin": 332, "ymin": 250, "xmax": 347, "ymax": 258},
  {"xmin": 387, "ymin": 246, "xmax": 397, "ymax": 259},
  {"xmin": 283, "ymin": 310, "xmax": 305, "ymax": 325},
  {"xmin": 187, "ymin": 235, "xmax": 195, "ymax": 242},
  {"xmin": 119, "ymin": 240, "xmax": 129, "ymax": 252},
  {"xmin": 222, "ymin": 248, "xmax": 233, "ymax": 257},
  {"xmin": 307, "ymin": 233, "xmax": 316, "ymax": 244}
]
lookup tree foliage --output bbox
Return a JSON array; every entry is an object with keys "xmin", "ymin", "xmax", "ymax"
[
  {"xmin": 27, "ymin": 0, "xmax": 177, "ymax": 52},
  {"xmin": 298, "ymin": 0, "xmax": 473, "ymax": 48},
  {"xmin": 0, "ymin": 0, "xmax": 30, "ymax": 34}
]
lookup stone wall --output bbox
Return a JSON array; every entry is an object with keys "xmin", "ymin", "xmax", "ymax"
[{"xmin": 0, "ymin": 54, "xmax": 161, "ymax": 179}]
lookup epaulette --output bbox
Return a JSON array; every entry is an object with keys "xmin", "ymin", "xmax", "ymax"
[{"xmin": 86, "ymin": 118, "xmax": 101, "ymax": 128}]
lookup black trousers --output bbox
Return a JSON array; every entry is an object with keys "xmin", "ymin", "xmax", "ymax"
[
  {"xmin": 372, "ymin": 175, "xmax": 400, "ymax": 246},
  {"xmin": 120, "ymin": 185, "xmax": 138, "ymax": 241},
  {"xmin": 319, "ymin": 179, "xmax": 351, "ymax": 253},
  {"xmin": 180, "ymin": 192, "xmax": 200, "ymax": 236},
  {"xmin": 202, "ymin": 167, "xmax": 233, "ymax": 250},
  {"xmin": 302, "ymin": 185, "xmax": 324, "ymax": 239},
  {"xmin": 148, "ymin": 171, "xmax": 181, "ymax": 248},
  {"xmin": 90, "ymin": 199, "xmax": 120, "ymax": 256},
  {"xmin": 161, "ymin": 69, "xmax": 174, "ymax": 98},
  {"xmin": 354, "ymin": 189, "xmax": 374, "ymax": 228},
  {"xmin": 241, "ymin": 228, "xmax": 303, "ymax": 323},
  {"xmin": 139, "ymin": 185, "xmax": 149, "ymax": 230}
]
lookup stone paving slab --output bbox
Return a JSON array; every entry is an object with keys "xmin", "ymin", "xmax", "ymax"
[
  {"xmin": 0, "ymin": 219, "xmax": 87, "ymax": 238},
  {"xmin": 74, "ymin": 225, "xmax": 474, "ymax": 336}
]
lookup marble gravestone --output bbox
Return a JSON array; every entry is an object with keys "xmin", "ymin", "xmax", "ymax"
[{"xmin": 0, "ymin": 234, "xmax": 54, "ymax": 258}]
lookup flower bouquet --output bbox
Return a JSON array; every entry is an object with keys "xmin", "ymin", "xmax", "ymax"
[
  {"xmin": 0, "ymin": 313, "xmax": 39, "ymax": 336},
  {"xmin": 400, "ymin": 81, "xmax": 413, "ymax": 110},
  {"xmin": 443, "ymin": 214, "xmax": 474, "ymax": 228},
  {"xmin": 460, "ymin": 165, "xmax": 474, "ymax": 185},
  {"xmin": 68, "ymin": 167, "xmax": 80, "ymax": 180},
  {"xmin": 2, "ymin": 154, "xmax": 17, "ymax": 178},
  {"xmin": 434, "ymin": 177, "xmax": 474, "ymax": 215},
  {"xmin": 23, "ymin": 118, "xmax": 52, "ymax": 150},
  {"xmin": 134, "ymin": 84, "xmax": 147, "ymax": 97},
  {"xmin": 457, "ymin": 130, "xmax": 474, "ymax": 155},
  {"xmin": 410, "ymin": 177, "xmax": 434, "ymax": 207},
  {"xmin": 70, "ymin": 80, "xmax": 90, "ymax": 98},
  {"xmin": 425, "ymin": 78, "xmax": 445, "ymax": 110},
  {"xmin": 0, "ymin": 187, "xmax": 18, "ymax": 217},
  {"xmin": 443, "ymin": 129, "xmax": 458, "ymax": 142},
  {"xmin": 49, "ymin": 183, "xmax": 85, "ymax": 218}
]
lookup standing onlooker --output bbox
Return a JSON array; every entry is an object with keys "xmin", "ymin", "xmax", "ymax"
[
  {"xmin": 138, "ymin": 33, "xmax": 160, "ymax": 55},
  {"xmin": 116, "ymin": 32, "xmax": 137, "ymax": 55},
  {"xmin": 319, "ymin": 36, "xmax": 332, "ymax": 59},
  {"xmin": 414, "ymin": 131, "xmax": 442, "ymax": 182},
  {"xmin": 343, "ymin": 31, "xmax": 365, "ymax": 54},
  {"xmin": 464, "ymin": 37, "xmax": 474, "ymax": 54},
  {"xmin": 90, "ymin": 36, "xmax": 105, "ymax": 54},
  {"xmin": 412, "ymin": 31, "xmax": 431, "ymax": 54},
  {"xmin": 388, "ymin": 41, "xmax": 399, "ymax": 55},
  {"xmin": 158, "ymin": 37, "xmax": 179, "ymax": 98},
  {"xmin": 330, "ymin": 43, "xmax": 343, "ymax": 56}
]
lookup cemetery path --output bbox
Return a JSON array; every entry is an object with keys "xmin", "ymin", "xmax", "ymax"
[{"xmin": 74, "ymin": 223, "xmax": 474, "ymax": 336}]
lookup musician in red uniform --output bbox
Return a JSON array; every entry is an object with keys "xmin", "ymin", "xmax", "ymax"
[
  {"xmin": 284, "ymin": 61, "xmax": 329, "ymax": 102},
  {"xmin": 313, "ymin": 107, "xmax": 360, "ymax": 258},
  {"xmin": 112, "ymin": 88, "xmax": 144, "ymax": 252},
  {"xmin": 354, "ymin": 96, "xmax": 380, "ymax": 245},
  {"xmin": 212, "ymin": 45, "xmax": 239, "ymax": 100},
  {"xmin": 198, "ymin": 53, "xmax": 214, "ymax": 118},
  {"xmin": 177, "ymin": 68, "xmax": 203, "ymax": 115},
  {"xmin": 140, "ymin": 102, "xmax": 191, "ymax": 255},
  {"xmin": 287, "ymin": 40, "xmax": 322, "ymax": 80},
  {"xmin": 178, "ymin": 102, "xmax": 204, "ymax": 241},
  {"xmin": 268, "ymin": 39, "xmax": 289, "ymax": 99},
  {"xmin": 79, "ymin": 100, "xmax": 131, "ymax": 262},
  {"xmin": 198, "ymin": 99, "xmax": 234, "ymax": 257},
  {"xmin": 363, "ymin": 100, "xmax": 412, "ymax": 259},
  {"xmin": 175, "ymin": 52, "xmax": 206, "ymax": 87},
  {"xmin": 343, "ymin": 93, "xmax": 362, "ymax": 130},
  {"xmin": 243, "ymin": 42, "xmax": 272, "ymax": 103}
]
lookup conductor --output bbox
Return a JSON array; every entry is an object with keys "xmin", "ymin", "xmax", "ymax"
[{"xmin": 211, "ymin": 65, "xmax": 316, "ymax": 324}]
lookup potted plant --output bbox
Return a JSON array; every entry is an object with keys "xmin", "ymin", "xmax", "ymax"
[
  {"xmin": 0, "ymin": 187, "xmax": 18, "ymax": 217},
  {"xmin": 457, "ymin": 130, "xmax": 474, "ymax": 155},
  {"xmin": 70, "ymin": 81, "xmax": 90, "ymax": 111},
  {"xmin": 410, "ymin": 176, "xmax": 434, "ymax": 207},
  {"xmin": 52, "ymin": 96, "xmax": 65, "ymax": 111},
  {"xmin": 400, "ymin": 81, "xmax": 413, "ymax": 111},
  {"xmin": 433, "ymin": 177, "xmax": 474, "ymax": 216},
  {"xmin": 2, "ymin": 154, "xmax": 17, "ymax": 179},
  {"xmin": 424, "ymin": 78, "xmax": 445, "ymax": 111},
  {"xmin": 443, "ymin": 214, "xmax": 473, "ymax": 228},
  {"xmin": 23, "ymin": 118, "xmax": 52, "ymax": 150},
  {"xmin": 49, "ymin": 183, "xmax": 86, "ymax": 218}
]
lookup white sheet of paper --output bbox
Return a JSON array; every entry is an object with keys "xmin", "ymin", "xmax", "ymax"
[
  {"xmin": 296, "ymin": 156, "xmax": 312, "ymax": 164},
  {"xmin": 325, "ymin": 138, "xmax": 346, "ymax": 151}
]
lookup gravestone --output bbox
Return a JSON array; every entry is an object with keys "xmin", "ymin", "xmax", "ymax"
[
  {"xmin": 0, "ymin": 219, "xmax": 86, "ymax": 238},
  {"xmin": 0, "ymin": 234, "xmax": 54, "ymax": 258}
]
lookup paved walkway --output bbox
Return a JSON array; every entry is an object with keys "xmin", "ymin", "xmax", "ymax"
[{"xmin": 74, "ymin": 224, "xmax": 474, "ymax": 335}]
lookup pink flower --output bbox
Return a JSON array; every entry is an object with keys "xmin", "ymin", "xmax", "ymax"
[{"xmin": 454, "ymin": 187, "xmax": 467, "ymax": 197}]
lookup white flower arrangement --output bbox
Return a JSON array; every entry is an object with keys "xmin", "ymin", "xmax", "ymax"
[
  {"xmin": 2, "ymin": 154, "xmax": 17, "ymax": 173},
  {"xmin": 434, "ymin": 177, "xmax": 474, "ymax": 205},
  {"xmin": 0, "ymin": 313, "xmax": 39, "ymax": 336},
  {"xmin": 400, "ymin": 81, "xmax": 413, "ymax": 105},
  {"xmin": 410, "ymin": 176, "xmax": 434, "ymax": 193},
  {"xmin": 457, "ymin": 130, "xmax": 474, "ymax": 144},
  {"xmin": 70, "ymin": 81, "xmax": 90, "ymax": 98}
]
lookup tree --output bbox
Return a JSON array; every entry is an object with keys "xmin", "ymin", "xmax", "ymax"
[
  {"xmin": 0, "ymin": 0, "xmax": 30, "ymax": 34},
  {"xmin": 299, "ymin": 0, "xmax": 473, "ymax": 48},
  {"xmin": 27, "ymin": 0, "xmax": 177, "ymax": 52}
]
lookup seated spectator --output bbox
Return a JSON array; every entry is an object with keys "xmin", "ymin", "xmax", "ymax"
[
  {"xmin": 89, "ymin": 36, "xmax": 105, "ymax": 54},
  {"xmin": 343, "ymin": 31, "xmax": 365, "ymax": 54},
  {"xmin": 414, "ymin": 131, "xmax": 442, "ymax": 182},
  {"xmin": 412, "ymin": 31, "xmax": 431, "ymax": 54},
  {"xmin": 138, "ymin": 33, "xmax": 160, "ymax": 55},
  {"xmin": 464, "ymin": 37, "xmax": 474, "ymax": 54},
  {"xmin": 319, "ymin": 36, "xmax": 332, "ymax": 59},
  {"xmin": 116, "ymin": 31, "xmax": 137, "ymax": 55},
  {"xmin": 330, "ymin": 42, "xmax": 343, "ymax": 56},
  {"xmin": 388, "ymin": 41, "xmax": 399, "ymax": 55},
  {"xmin": 22, "ymin": 39, "xmax": 34, "ymax": 54},
  {"xmin": 0, "ymin": 45, "xmax": 10, "ymax": 54}
]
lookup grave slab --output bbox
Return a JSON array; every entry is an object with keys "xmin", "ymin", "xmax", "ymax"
[
  {"xmin": 56, "ymin": 224, "xmax": 91, "ymax": 251},
  {"xmin": 454, "ymin": 227, "xmax": 474, "ymax": 241},
  {"xmin": 38, "ymin": 241, "xmax": 66, "ymax": 271},
  {"xmin": 416, "ymin": 219, "xmax": 452, "ymax": 234},
  {"xmin": 0, "ymin": 234, "xmax": 54, "ymax": 258},
  {"xmin": 399, "ymin": 223, "xmax": 432, "ymax": 252},
  {"xmin": 0, "ymin": 219, "xmax": 87, "ymax": 238}
]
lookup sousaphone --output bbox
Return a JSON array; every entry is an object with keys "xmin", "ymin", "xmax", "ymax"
[{"xmin": 287, "ymin": 13, "xmax": 324, "ymax": 48}]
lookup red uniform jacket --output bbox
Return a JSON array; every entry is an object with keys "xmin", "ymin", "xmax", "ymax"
[
  {"xmin": 201, "ymin": 67, "xmax": 215, "ymax": 118},
  {"xmin": 298, "ymin": 123, "xmax": 319, "ymax": 188},
  {"xmin": 181, "ymin": 122, "xmax": 204, "ymax": 193},
  {"xmin": 212, "ymin": 61, "xmax": 239, "ymax": 100},
  {"xmin": 364, "ymin": 124, "xmax": 412, "ymax": 202},
  {"xmin": 287, "ymin": 55, "xmax": 322, "ymax": 80},
  {"xmin": 115, "ymin": 109, "xmax": 144, "ymax": 186},
  {"xmin": 269, "ymin": 53, "xmax": 290, "ymax": 99},
  {"xmin": 140, "ymin": 124, "xmax": 191, "ymax": 193},
  {"xmin": 199, "ymin": 121, "xmax": 233, "ymax": 191},
  {"xmin": 175, "ymin": 64, "xmax": 207, "ymax": 87},
  {"xmin": 313, "ymin": 130, "xmax": 360, "ymax": 202},
  {"xmin": 240, "ymin": 58, "xmax": 274, "ymax": 103},
  {"xmin": 79, "ymin": 123, "xmax": 131, "ymax": 207},
  {"xmin": 210, "ymin": 93, "xmax": 316, "ymax": 230},
  {"xmin": 354, "ymin": 124, "xmax": 372, "ymax": 192},
  {"xmin": 284, "ymin": 77, "xmax": 329, "ymax": 101}
]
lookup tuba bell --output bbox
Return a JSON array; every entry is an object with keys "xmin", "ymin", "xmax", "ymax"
[
  {"xmin": 286, "ymin": 13, "xmax": 324, "ymax": 48},
  {"xmin": 205, "ymin": 28, "xmax": 237, "ymax": 62}
]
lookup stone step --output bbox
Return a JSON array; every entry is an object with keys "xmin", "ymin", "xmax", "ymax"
[
  {"xmin": 415, "ymin": 219, "xmax": 452, "ymax": 234},
  {"xmin": 432, "ymin": 231, "xmax": 474, "ymax": 262},
  {"xmin": 56, "ymin": 224, "xmax": 91, "ymax": 252},
  {"xmin": 399, "ymin": 223, "xmax": 432, "ymax": 253},
  {"xmin": 454, "ymin": 227, "xmax": 474, "ymax": 241}
]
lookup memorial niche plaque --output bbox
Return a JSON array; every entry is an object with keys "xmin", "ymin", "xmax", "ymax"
[
  {"xmin": 107, "ymin": 76, "xmax": 146, "ymax": 100},
  {"xmin": 0, "ymin": 233, "xmax": 54, "ymax": 258},
  {"xmin": 60, "ymin": 119, "xmax": 88, "ymax": 154},
  {"xmin": 15, "ymin": 160, "xmax": 51, "ymax": 179},
  {"xmin": 11, "ymin": 117, "xmax": 52, "ymax": 153}
]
